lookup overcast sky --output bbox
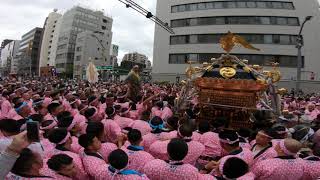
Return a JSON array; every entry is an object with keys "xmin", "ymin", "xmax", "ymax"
[{"xmin": 0, "ymin": 0, "xmax": 157, "ymax": 62}]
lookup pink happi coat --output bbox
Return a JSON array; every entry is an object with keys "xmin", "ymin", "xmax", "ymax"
[
  {"xmin": 99, "ymin": 142, "xmax": 118, "ymax": 163},
  {"xmin": 6, "ymin": 108, "xmax": 19, "ymax": 120},
  {"xmin": 160, "ymin": 107, "xmax": 173, "ymax": 121},
  {"xmin": 5, "ymin": 173, "xmax": 53, "ymax": 180},
  {"xmin": 142, "ymin": 159, "xmax": 199, "ymax": 180},
  {"xmin": 129, "ymin": 120, "xmax": 152, "ymax": 136},
  {"xmin": 301, "ymin": 159, "xmax": 320, "ymax": 180},
  {"xmin": 43, "ymin": 149, "xmax": 88, "ymax": 180},
  {"xmin": 142, "ymin": 133, "xmax": 163, "ymax": 152},
  {"xmin": 114, "ymin": 115, "xmax": 134, "ymax": 129},
  {"xmin": 70, "ymin": 136, "xmax": 83, "ymax": 154},
  {"xmin": 198, "ymin": 132, "xmax": 222, "ymax": 165},
  {"xmin": 43, "ymin": 113, "xmax": 55, "ymax": 121},
  {"xmin": 160, "ymin": 130, "xmax": 201, "ymax": 142},
  {"xmin": 1, "ymin": 98, "xmax": 12, "ymax": 116},
  {"xmin": 101, "ymin": 119, "xmax": 122, "ymax": 143},
  {"xmin": 40, "ymin": 139, "xmax": 55, "ymax": 159},
  {"xmin": 43, "ymin": 97, "xmax": 52, "ymax": 107},
  {"xmin": 79, "ymin": 150, "xmax": 108, "ymax": 179},
  {"xmin": 41, "ymin": 167, "xmax": 72, "ymax": 180},
  {"xmin": 252, "ymin": 157, "xmax": 305, "ymax": 180},
  {"xmin": 122, "ymin": 146, "xmax": 155, "ymax": 172},
  {"xmin": 251, "ymin": 144, "xmax": 278, "ymax": 166},
  {"xmin": 151, "ymin": 107, "xmax": 162, "ymax": 117},
  {"xmin": 96, "ymin": 167, "xmax": 150, "ymax": 180},
  {"xmin": 149, "ymin": 139, "xmax": 205, "ymax": 166}
]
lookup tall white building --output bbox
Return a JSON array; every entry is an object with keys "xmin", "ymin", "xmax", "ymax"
[
  {"xmin": 153, "ymin": 0, "xmax": 320, "ymax": 82},
  {"xmin": 54, "ymin": 6, "xmax": 113, "ymax": 78},
  {"xmin": 73, "ymin": 31, "xmax": 112, "ymax": 79},
  {"xmin": 39, "ymin": 9, "xmax": 62, "ymax": 73}
]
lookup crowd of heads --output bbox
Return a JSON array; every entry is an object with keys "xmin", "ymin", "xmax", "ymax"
[{"xmin": 0, "ymin": 78, "xmax": 319, "ymax": 179}]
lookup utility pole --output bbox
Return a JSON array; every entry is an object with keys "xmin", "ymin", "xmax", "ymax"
[{"xmin": 296, "ymin": 16, "xmax": 313, "ymax": 94}]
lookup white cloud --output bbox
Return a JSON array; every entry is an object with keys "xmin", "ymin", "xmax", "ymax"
[{"xmin": 0, "ymin": 0, "xmax": 157, "ymax": 62}]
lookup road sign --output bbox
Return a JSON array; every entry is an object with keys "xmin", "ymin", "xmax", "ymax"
[{"xmin": 96, "ymin": 66, "xmax": 113, "ymax": 70}]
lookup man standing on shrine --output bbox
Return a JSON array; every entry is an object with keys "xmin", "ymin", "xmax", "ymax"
[{"xmin": 125, "ymin": 65, "xmax": 142, "ymax": 103}]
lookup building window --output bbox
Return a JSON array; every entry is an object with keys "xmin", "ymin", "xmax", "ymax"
[
  {"xmin": 171, "ymin": 16, "xmax": 299, "ymax": 27},
  {"xmin": 171, "ymin": 1, "xmax": 295, "ymax": 13},
  {"xmin": 76, "ymin": 55, "xmax": 81, "ymax": 61},
  {"xmin": 170, "ymin": 34, "xmax": 298, "ymax": 45},
  {"xmin": 76, "ymin": 46, "xmax": 82, "ymax": 52},
  {"xmin": 256, "ymin": 2, "xmax": 267, "ymax": 8},
  {"xmin": 169, "ymin": 53, "xmax": 303, "ymax": 68}
]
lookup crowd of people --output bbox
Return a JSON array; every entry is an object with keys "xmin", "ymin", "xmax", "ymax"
[{"xmin": 0, "ymin": 75, "xmax": 320, "ymax": 180}]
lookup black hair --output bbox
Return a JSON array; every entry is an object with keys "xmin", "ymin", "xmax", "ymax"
[
  {"xmin": 47, "ymin": 154, "xmax": 73, "ymax": 172},
  {"xmin": 29, "ymin": 114, "xmax": 44, "ymax": 123},
  {"xmin": 222, "ymin": 157, "xmax": 249, "ymax": 179},
  {"xmin": 78, "ymin": 134, "xmax": 96, "ymax": 149},
  {"xmin": 11, "ymin": 148, "xmax": 36, "ymax": 175},
  {"xmin": 155, "ymin": 101, "xmax": 164, "ymax": 109},
  {"xmin": 57, "ymin": 116, "xmax": 73, "ymax": 129},
  {"xmin": 86, "ymin": 122, "xmax": 104, "ymax": 138},
  {"xmin": 212, "ymin": 117, "xmax": 228, "ymax": 130},
  {"xmin": 129, "ymin": 102, "xmax": 137, "ymax": 111},
  {"xmin": 150, "ymin": 116, "xmax": 164, "ymax": 134},
  {"xmin": 105, "ymin": 106, "xmax": 115, "ymax": 117},
  {"xmin": 166, "ymin": 116, "xmax": 179, "ymax": 130},
  {"xmin": 291, "ymin": 125, "xmax": 312, "ymax": 142},
  {"xmin": 272, "ymin": 125, "xmax": 287, "ymax": 139},
  {"xmin": 238, "ymin": 128, "xmax": 251, "ymax": 139},
  {"xmin": 41, "ymin": 120, "xmax": 55, "ymax": 138},
  {"xmin": 14, "ymin": 102, "xmax": 25, "ymax": 109},
  {"xmin": 260, "ymin": 128, "xmax": 277, "ymax": 139},
  {"xmin": 167, "ymin": 138, "xmax": 188, "ymax": 161},
  {"xmin": 135, "ymin": 95, "xmax": 143, "ymax": 102},
  {"xmin": 114, "ymin": 105, "xmax": 122, "ymax": 112},
  {"xmin": 185, "ymin": 109, "xmax": 196, "ymax": 119},
  {"xmin": 32, "ymin": 98, "xmax": 44, "ymax": 111},
  {"xmin": 84, "ymin": 108, "xmax": 96, "ymax": 119},
  {"xmin": 47, "ymin": 103, "xmax": 61, "ymax": 114},
  {"xmin": 108, "ymin": 149, "xmax": 129, "ymax": 170},
  {"xmin": 127, "ymin": 129, "xmax": 142, "ymax": 144},
  {"xmin": 88, "ymin": 96, "xmax": 97, "ymax": 104},
  {"xmin": 57, "ymin": 111, "xmax": 72, "ymax": 122},
  {"xmin": 48, "ymin": 128, "xmax": 69, "ymax": 145},
  {"xmin": 0, "ymin": 119, "xmax": 20, "ymax": 134},
  {"xmin": 99, "ymin": 96, "xmax": 106, "ymax": 104},
  {"xmin": 178, "ymin": 124, "xmax": 193, "ymax": 138},
  {"xmin": 219, "ymin": 129, "xmax": 239, "ymax": 147},
  {"xmin": 141, "ymin": 110, "xmax": 151, "ymax": 121},
  {"xmin": 12, "ymin": 97, "xmax": 22, "ymax": 105},
  {"xmin": 50, "ymin": 90, "xmax": 60, "ymax": 98},
  {"xmin": 198, "ymin": 121, "xmax": 210, "ymax": 133}
]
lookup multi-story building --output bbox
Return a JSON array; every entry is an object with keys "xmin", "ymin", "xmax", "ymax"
[
  {"xmin": 0, "ymin": 40, "xmax": 20, "ymax": 75},
  {"xmin": 54, "ymin": 6, "xmax": 113, "ymax": 78},
  {"xmin": 39, "ymin": 9, "xmax": 62, "ymax": 74},
  {"xmin": 110, "ymin": 44, "xmax": 119, "ymax": 67},
  {"xmin": 17, "ymin": 27, "xmax": 43, "ymax": 76},
  {"xmin": 121, "ymin": 52, "xmax": 148, "ymax": 70},
  {"xmin": 153, "ymin": 0, "xmax": 320, "ymax": 82},
  {"xmin": 73, "ymin": 31, "xmax": 112, "ymax": 79}
]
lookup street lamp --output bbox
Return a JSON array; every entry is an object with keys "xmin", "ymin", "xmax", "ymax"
[{"xmin": 296, "ymin": 16, "xmax": 313, "ymax": 94}]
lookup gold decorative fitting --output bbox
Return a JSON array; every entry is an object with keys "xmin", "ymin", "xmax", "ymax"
[
  {"xmin": 277, "ymin": 88, "xmax": 288, "ymax": 95},
  {"xmin": 243, "ymin": 66, "xmax": 252, "ymax": 73},
  {"xmin": 220, "ymin": 67, "xmax": 236, "ymax": 79},
  {"xmin": 220, "ymin": 31, "xmax": 260, "ymax": 53}
]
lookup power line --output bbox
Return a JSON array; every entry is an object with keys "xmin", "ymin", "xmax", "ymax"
[{"xmin": 117, "ymin": 0, "xmax": 174, "ymax": 34}]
